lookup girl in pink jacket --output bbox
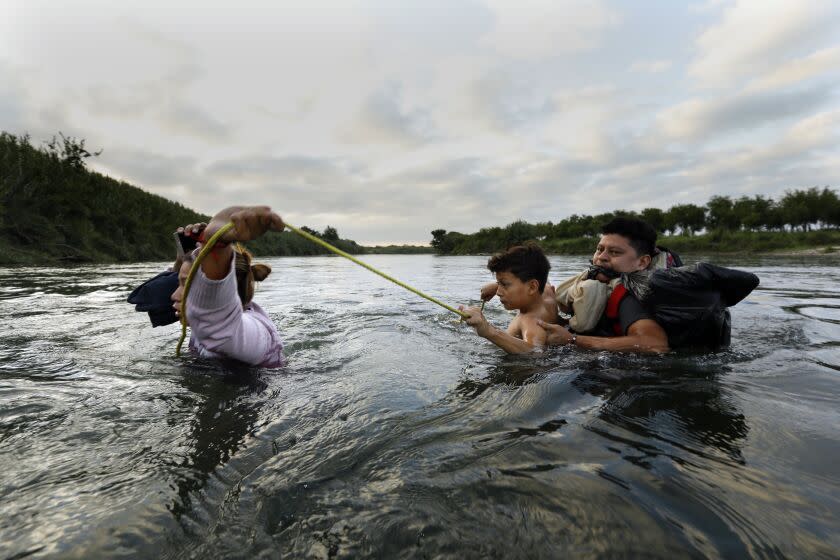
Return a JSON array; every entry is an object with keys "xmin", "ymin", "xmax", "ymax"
[{"xmin": 170, "ymin": 206, "xmax": 286, "ymax": 368}]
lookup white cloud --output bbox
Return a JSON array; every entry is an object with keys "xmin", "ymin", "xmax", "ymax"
[
  {"xmin": 629, "ymin": 60, "xmax": 672, "ymax": 74},
  {"xmin": 746, "ymin": 46, "xmax": 840, "ymax": 92},
  {"xmin": 689, "ymin": 0, "xmax": 838, "ymax": 87},
  {"xmin": 657, "ymin": 85, "xmax": 833, "ymax": 141},
  {"xmin": 2, "ymin": 0, "xmax": 839, "ymax": 244},
  {"xmin": 785, "ymin": 110, "xmax": 840, "ymax": 150},
  {"xmin": 641, "ymin": 109, "xmax": 840, "ymax": 199},
  {"xmin": 157, "ymin": 100, "xmax": 232, "ymax": 142},
  {"xmin": 0, "ymin": 63, "xmax": 27, "ymax": 133},
  {"xmin": 340, "ymin": 83, "xmax": 438, "ymax": 148},
  {"xmin": 96, "ymin": 148, "xmax": 198, "ymax": 189},
  {"xmin": 479, "ymin": 0, "xmax": 619, "ymax": 58}
]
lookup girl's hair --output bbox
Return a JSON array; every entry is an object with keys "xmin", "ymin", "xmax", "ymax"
[{"xmin": 233, "ymin": 245, "xmax": 271, "ymax": 306}]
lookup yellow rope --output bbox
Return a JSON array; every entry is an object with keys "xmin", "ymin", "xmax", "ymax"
[
  {"xmin": 176, "ymin": 220, "xmax": 468, "ymax": 356},
  {"xmin": 284, "ymin": 223, "xmax": 468, "ymax": 318},
  {"xmin": 175, "ymin": 222, "xmax": 235, "ymax": 357}
]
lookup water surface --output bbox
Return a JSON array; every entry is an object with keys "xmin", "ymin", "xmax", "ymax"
[{"xmin": 1, "ymin": 255, "xmax": 838, "ymax": 559}]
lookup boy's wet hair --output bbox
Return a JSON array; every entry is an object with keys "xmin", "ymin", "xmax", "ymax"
[
  {"xmin": 487, "ymin": 242, "xmax": 550, "ymax": 292},
  {"xmin": 601, "ymin": 217, "xmax": 657, "ymax": 257}
]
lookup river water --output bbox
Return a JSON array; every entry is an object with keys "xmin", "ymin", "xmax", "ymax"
[{"xmin": 1, "ymin": 254, "xmax": 839, "ymax": 559}]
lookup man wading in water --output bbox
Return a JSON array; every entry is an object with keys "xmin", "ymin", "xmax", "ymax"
[
  {"xmin": 474, "ymin": 217, "xmax": 672, "ymax": 354},
  {"xmin": 539, "ymin": 217, "xmax": 670, "ymax": 353}
]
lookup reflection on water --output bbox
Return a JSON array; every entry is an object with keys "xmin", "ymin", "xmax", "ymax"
[
  {"xmin": 1, "ymin": 255, "xmax": 840, "ymax": 559},
  {"xmin": 167, "ymin": 363, "xmax": 268, "ymax": 521}
]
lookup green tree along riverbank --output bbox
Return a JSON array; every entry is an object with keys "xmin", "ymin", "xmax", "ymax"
[
  {"xmin": 4, "ymin": 131, "xmax": 833, "ymax": 264},
  {"xmin": 431, "ymin": 187, "xmax": 840, "ymax": 255},
  {"xmin": 0, "ymin": 132, "xmax": 208, "ymax": 264},
  {"xmin": 0, "ymin": 132, "xmax": 431, "ymax": 265}
]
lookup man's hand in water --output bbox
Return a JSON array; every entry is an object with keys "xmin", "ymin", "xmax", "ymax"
[
  {"xmin": 458, "ymin": 305, "xmax": 493, "ymax": 337},
  {"xmin": 537, "ymin": 320, "xmax": 574, "ymax": 345},
  {"xmin": 480, "ymin": 282, "xmax": 498, "ymax": 301}
]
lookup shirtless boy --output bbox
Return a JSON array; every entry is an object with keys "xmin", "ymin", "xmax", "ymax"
[{"xmin": 459, "ymin": 243, "xmax": 558, "ymax": 353}]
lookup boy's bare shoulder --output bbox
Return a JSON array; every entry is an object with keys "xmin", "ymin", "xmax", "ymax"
[
  {"xmin": 521, "ymin": 306, "xmax": 553, "ymax": 324},
  {"xmin": 516, "ymin": 308, "xmax": 550, "ymax": 346},
  {"xmin": 506, "ymin": 312, "xmax": 523, "ymax": 335},
  {"xmin": 517, "ymin": 308, "xmax": 547, "ymax": 331}
]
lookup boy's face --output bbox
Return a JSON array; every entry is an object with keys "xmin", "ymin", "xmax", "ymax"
[{"xmin": 495, "ymin": 270, "xmax": 539, "ymax": 310}]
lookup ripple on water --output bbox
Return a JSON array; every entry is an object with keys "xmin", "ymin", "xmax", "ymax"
[
  {"xmin": 786, "ymin": 304, "xmax": 840, "ymax": 325},
  {"xmin": 2, "ymin": 257, "xmax": 840, "ymax": 558}
]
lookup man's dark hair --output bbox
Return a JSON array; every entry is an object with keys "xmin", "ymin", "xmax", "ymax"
[
  {"xmin": 487, "ymin": 242, "xmax": 550, "ymax": 292},
  {"xmin": 601, "ymin": 217, "xmax": 657, "ymax": 257}
]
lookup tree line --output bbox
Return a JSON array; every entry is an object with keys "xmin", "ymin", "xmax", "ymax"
[
  {"xmin": 430, "ymin": 187, "xmax": 839, "ymax": 254},
  {"xmin": 0, "ymin": 132, "xmax": 374, "ymax": 264},
  {"xmin": 3, "ymin": 130, "xmax": 832, "ymax": 262}
]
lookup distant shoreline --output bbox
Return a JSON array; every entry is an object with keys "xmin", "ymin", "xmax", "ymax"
[
  {"xmin": 5, "ymin": 227, "xmax": 840, "ymax": 265},
  {"xmin": 0, "ymin": 242, "xmax": 436, "ymax": 266},
  {"xmin": 3, "ymin": 244, "xmax": 838, "ymax": 267},
  {"xmin": 448, "ymin": 246, "xmax": 840, "ymax": 257}
]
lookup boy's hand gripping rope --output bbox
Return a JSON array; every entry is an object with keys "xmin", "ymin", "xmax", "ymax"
[{"xmin": 176, "ymin": 221, "xmax": 469, "ymax": 356}]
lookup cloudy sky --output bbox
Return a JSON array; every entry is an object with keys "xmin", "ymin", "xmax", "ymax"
[{"xmin": 2, "ymin": 0, "xmax": 839, "ymax": 244}]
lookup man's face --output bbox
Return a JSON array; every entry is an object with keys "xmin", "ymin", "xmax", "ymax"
[
  {"xmin": 592, "ymin": 234, "xmax": 651, "ymax": 275},
  {"xmin": 495, "ymin": 270, "xmax": 538, "ymax": 310}
]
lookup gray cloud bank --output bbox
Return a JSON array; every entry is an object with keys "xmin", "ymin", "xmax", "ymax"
[{"xmin": 1, "ymin": 0, "xmax": 839, "ymax": 244}]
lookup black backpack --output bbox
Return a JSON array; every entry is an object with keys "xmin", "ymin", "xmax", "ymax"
[{"xmin": 642, "ymin": 263, "xmax": 759, "ymax": 350}]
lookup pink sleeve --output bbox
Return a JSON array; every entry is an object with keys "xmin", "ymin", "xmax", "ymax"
[{"xmin": 186, "ymin": 254, "xmax": 282, "ymax": 366}]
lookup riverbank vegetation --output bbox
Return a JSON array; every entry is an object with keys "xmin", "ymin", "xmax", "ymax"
[
  {"xmin": 3, "ymin": 131, "xmax": 832, "ymax": 264},
  {"xmin": 431, "ymin": 187, "xmax": 840, "ymax": 255},
  {"xmin": 0, "ymin": 132, "xmax": 428, "ymax": 264},
  {"xmin": 0, "ymin": 132, "xmax": 208, "ymax": 264}
]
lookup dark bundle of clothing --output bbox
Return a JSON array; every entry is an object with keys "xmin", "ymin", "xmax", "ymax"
[
  {"xmin": 643, "ymin": 262, "xmax": 758, "ymax": 349},
  {"xmin": 589, "ymin": 248, "xmax": 760, "ymax": 350},
  {"xmin": 127, "ymin": 270, "xmax": 179, "ymax": 327}
]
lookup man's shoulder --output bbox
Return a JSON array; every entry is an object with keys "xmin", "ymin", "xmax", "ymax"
[
  {"xmin": 588, "ymin": 284, "xmax": 653, "ymax": 337},
  {"xmin": 617, "ymin": 287, "xmax": 653, "ymax": 331},
  {"xmin": 618, "ymin": 289, "xmax": 646, "ymax": 310}
]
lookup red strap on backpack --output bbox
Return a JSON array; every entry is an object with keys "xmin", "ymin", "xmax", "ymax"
[{"xmin": 605, "ymin": 284, "xmax": 628, "ymax": 335}]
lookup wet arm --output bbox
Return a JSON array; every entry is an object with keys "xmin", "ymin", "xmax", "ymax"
[
  {"xmin": 187, "ymin": 254, "xmax": 276, "ymax": 365},
  {"xmin": 461, "ymin": 306, "xmax": 538, "ymax": 354},
  {"xmin": 198, "ymin": 208, "xmax": 242, "ymax": 280},
  {"xmin": 197, "ymin": 206, "xmax": 284, "ymax": 280},
  {"xmin": 482, "ymin": 327, "xmax": 541, "ymax": 354},
  {"xmin": 574, "ymin": 319, "xmax": 669, "ymax": 354}
]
